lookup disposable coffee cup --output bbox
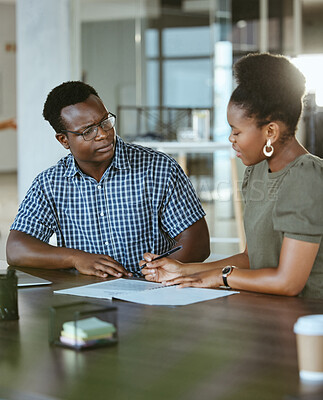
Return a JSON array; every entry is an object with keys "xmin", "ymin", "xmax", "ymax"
[{"xmin": 294, "ymin": 314, "xmax": 323, "ymax": 381}]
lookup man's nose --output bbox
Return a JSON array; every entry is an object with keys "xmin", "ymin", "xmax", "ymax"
[{"xmin": 95, "ymin": 126, "xmax": 111, "ymax": 140}]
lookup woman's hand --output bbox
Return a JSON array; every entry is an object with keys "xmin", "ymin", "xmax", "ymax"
[
  {"xmin": 164, "ymin": 268, "xmax": 222, "ymax": 288},
  {"xmin": 140, "ymin": 252, "xmax": 184, "ymax": 282}
]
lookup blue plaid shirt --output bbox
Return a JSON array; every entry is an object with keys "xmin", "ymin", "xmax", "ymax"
[{"xmin": 11, "ymin": 136, "xmax": 205, "ymax": 274}]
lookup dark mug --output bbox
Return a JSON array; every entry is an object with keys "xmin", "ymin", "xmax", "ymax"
[{"xmin": 0, "ymin": 270, "xmax": 19, "ymax": 321}]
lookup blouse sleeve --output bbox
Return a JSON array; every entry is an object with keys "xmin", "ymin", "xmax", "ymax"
[{"xmin": 273, "ymin": 157, "xmax": 323, "ymax": 243}]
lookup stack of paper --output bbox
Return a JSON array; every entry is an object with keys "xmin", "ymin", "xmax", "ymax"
[
  {"xmin": 55, "ymin": 278, "xmax": 239, "ymax": 306},
  {"xmin": 60, "ymin": 317, "xmax": 116, "ymax": 348}
]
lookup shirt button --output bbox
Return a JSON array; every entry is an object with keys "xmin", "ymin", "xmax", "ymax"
[
  {"xmin": 105, "ymin": 241, "xmax": 109, "ymax": 245},
  {"xmin": 97, "ymin": 185, "xmax": 101, "ymax": 189},
  {"xmin": 100, "ymin": 212, "xmax": 104, "ymax": 216}
]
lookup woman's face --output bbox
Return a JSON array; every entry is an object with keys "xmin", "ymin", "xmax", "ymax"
[{"xmin": 227, "ymin": 102, "xmax": 267, "ymax": 166}]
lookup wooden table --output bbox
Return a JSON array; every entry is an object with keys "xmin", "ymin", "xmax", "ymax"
[{"xmin": 0, "ymin": 268, "xmax": 323, "ymax": 400}]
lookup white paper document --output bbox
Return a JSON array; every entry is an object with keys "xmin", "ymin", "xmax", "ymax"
[{"xmin": 54, "ymin": 278, "xmax": 239, "ymax": 306}]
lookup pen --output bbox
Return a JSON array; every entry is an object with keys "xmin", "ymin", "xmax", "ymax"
[{"xmin": 140, "ymin": 246, "xmax": 183, "ymax": 270}]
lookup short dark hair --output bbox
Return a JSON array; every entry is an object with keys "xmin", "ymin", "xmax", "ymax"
[
  {"xmin": 43, "ymin": 81, "xmax": 100, "ymax": 133},
  {"xmin": 230, "ymin": 53, "xmax": 306, "ymax": 141}
]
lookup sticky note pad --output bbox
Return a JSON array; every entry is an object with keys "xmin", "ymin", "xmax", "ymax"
[
  {"xmin": 62, "ymin": 317, "xmax": 116, "ymax": 339},
  {"xmin": 59, "ymin": 335, "xmax": 113, "ymax": 348}
]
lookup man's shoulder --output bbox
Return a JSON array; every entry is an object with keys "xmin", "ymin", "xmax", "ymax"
[
  {"xmin": 34, "ymin": 154, "xmax": 73, "ymax": 183},
  {"xmin": 123, "ymin": 140, "xmax": 180, "ymax": 167}
]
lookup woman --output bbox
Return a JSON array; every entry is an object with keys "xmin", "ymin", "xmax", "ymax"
[{"xmin": 141, "ymin": 53, "xmax": 323, "ymax": 298}]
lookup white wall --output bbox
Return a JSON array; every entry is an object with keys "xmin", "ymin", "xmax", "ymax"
[
  {"xmin": 16, "ymin": 0, "xmax": 78, "ymax": 200},
  {"xmin": 0, "ymin": 3, "xmax": 16, "ymax": 171}
]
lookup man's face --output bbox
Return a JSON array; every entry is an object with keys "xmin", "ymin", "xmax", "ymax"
[{"xmin": 57, "ymin": 94, "xmax": 116, "ymax": 169}]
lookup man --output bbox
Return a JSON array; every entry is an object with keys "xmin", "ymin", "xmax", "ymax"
[{"xmin": 6, "ymin": 81, "xmax": 210, "ymax": 278}]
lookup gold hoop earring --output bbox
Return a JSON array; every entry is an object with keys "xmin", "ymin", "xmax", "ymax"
[{"xmin": 263, "ymin": 139, "xmax": 274, "ymax": 157}]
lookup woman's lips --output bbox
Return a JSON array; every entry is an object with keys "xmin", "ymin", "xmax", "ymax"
[{"xmin": 232, "ymin": 146, "xmax": 241, "ymax": 157}]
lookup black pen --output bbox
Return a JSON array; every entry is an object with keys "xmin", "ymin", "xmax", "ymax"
[{"xmin": 140, "ymin": 246, "xmax": 183, "ymax": 270}]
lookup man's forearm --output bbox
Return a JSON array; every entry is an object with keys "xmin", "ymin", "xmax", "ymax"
[
  {"xmin": 6, "ymin": 230, "xmax": 82, "ymax": 269},
  {"xmin": 172, "ymin": 239, "xmax": 210, "ymax": 263}
]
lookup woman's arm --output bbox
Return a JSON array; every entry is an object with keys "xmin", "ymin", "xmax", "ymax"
[
  {"xmin": 141, "ymin": 245, "xmax": 250, "ymax": 282},
  {"xmin": 165, "ymin": 237, "xmax": 320, "ymax": 296}
]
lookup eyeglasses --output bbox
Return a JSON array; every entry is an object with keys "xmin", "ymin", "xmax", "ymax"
[{"xmin": 61, "ymin": 113, "xmax": 116, "ymax": 141}]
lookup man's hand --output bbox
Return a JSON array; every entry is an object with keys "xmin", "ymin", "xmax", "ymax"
[
  {"xmin": 6, "ymin": 230, "xmax": 132, "ymax": 278},
  {"xmin": 73, "ymin": 252, "xmax": 132, "ymax": 278},
  {"xmin": 140, "ymin": 252, "xmax": 184, "ymax": 282}
]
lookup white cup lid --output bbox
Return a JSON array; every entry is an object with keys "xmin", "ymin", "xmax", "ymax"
[{"xmin": 294, "ymin": 314, "xmax": 323, "ymax": 335}]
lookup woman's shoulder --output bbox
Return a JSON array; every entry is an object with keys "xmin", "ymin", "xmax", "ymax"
[
  {"xmin": 274, "ymin": 153, "xmax": 323, "ymax": 236},
  {"xmin": 291, "ymin": 153, "xmax": 323, "ymax": 169},
  {"xmin": 285, "ymin": 153, "xmax": 323, "ymax": 184}
]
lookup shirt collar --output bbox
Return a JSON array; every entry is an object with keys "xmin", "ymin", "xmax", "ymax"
[
  {"xmin": 63, "ymin": 135, "xmax": 131, "ymax": 178},
  {"xmin": 64, "ymin": 154, "xmax": 80, "ymax": 178},
  {"xmin": 111, "ymin": 136, "xmax": 131, "ymax": 170}
]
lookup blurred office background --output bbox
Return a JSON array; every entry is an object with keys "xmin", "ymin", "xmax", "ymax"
[{"xmin": 0, "ymin": 0, "xmax": 322, "ymax": 261}]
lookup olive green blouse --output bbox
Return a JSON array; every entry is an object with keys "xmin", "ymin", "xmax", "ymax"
[{"xmin": 242, "ymin": 154, "xmax": 323, "ymax": 298}]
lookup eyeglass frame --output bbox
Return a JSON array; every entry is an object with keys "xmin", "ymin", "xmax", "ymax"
[{"xmin": 60, "ymin": 112, "xmax": 117, "ymax": 141}]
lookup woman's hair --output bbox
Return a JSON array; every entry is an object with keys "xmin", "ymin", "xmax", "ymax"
[
  {"xmin": 43, "ymin": 81, "xmax": 100, "ymax": 133},
  {"xmin": 230, "ymin": 53, "xmax": 306, "ymax": 140}
]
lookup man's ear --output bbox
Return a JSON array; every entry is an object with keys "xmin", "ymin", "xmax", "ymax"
[
  {"xmin": 265, "ymin": 122, "xmax": 280, "ymax": 144},
  {"xmin": 55, "ymin": 133, "xmax": 70, "ymax": 149}
]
